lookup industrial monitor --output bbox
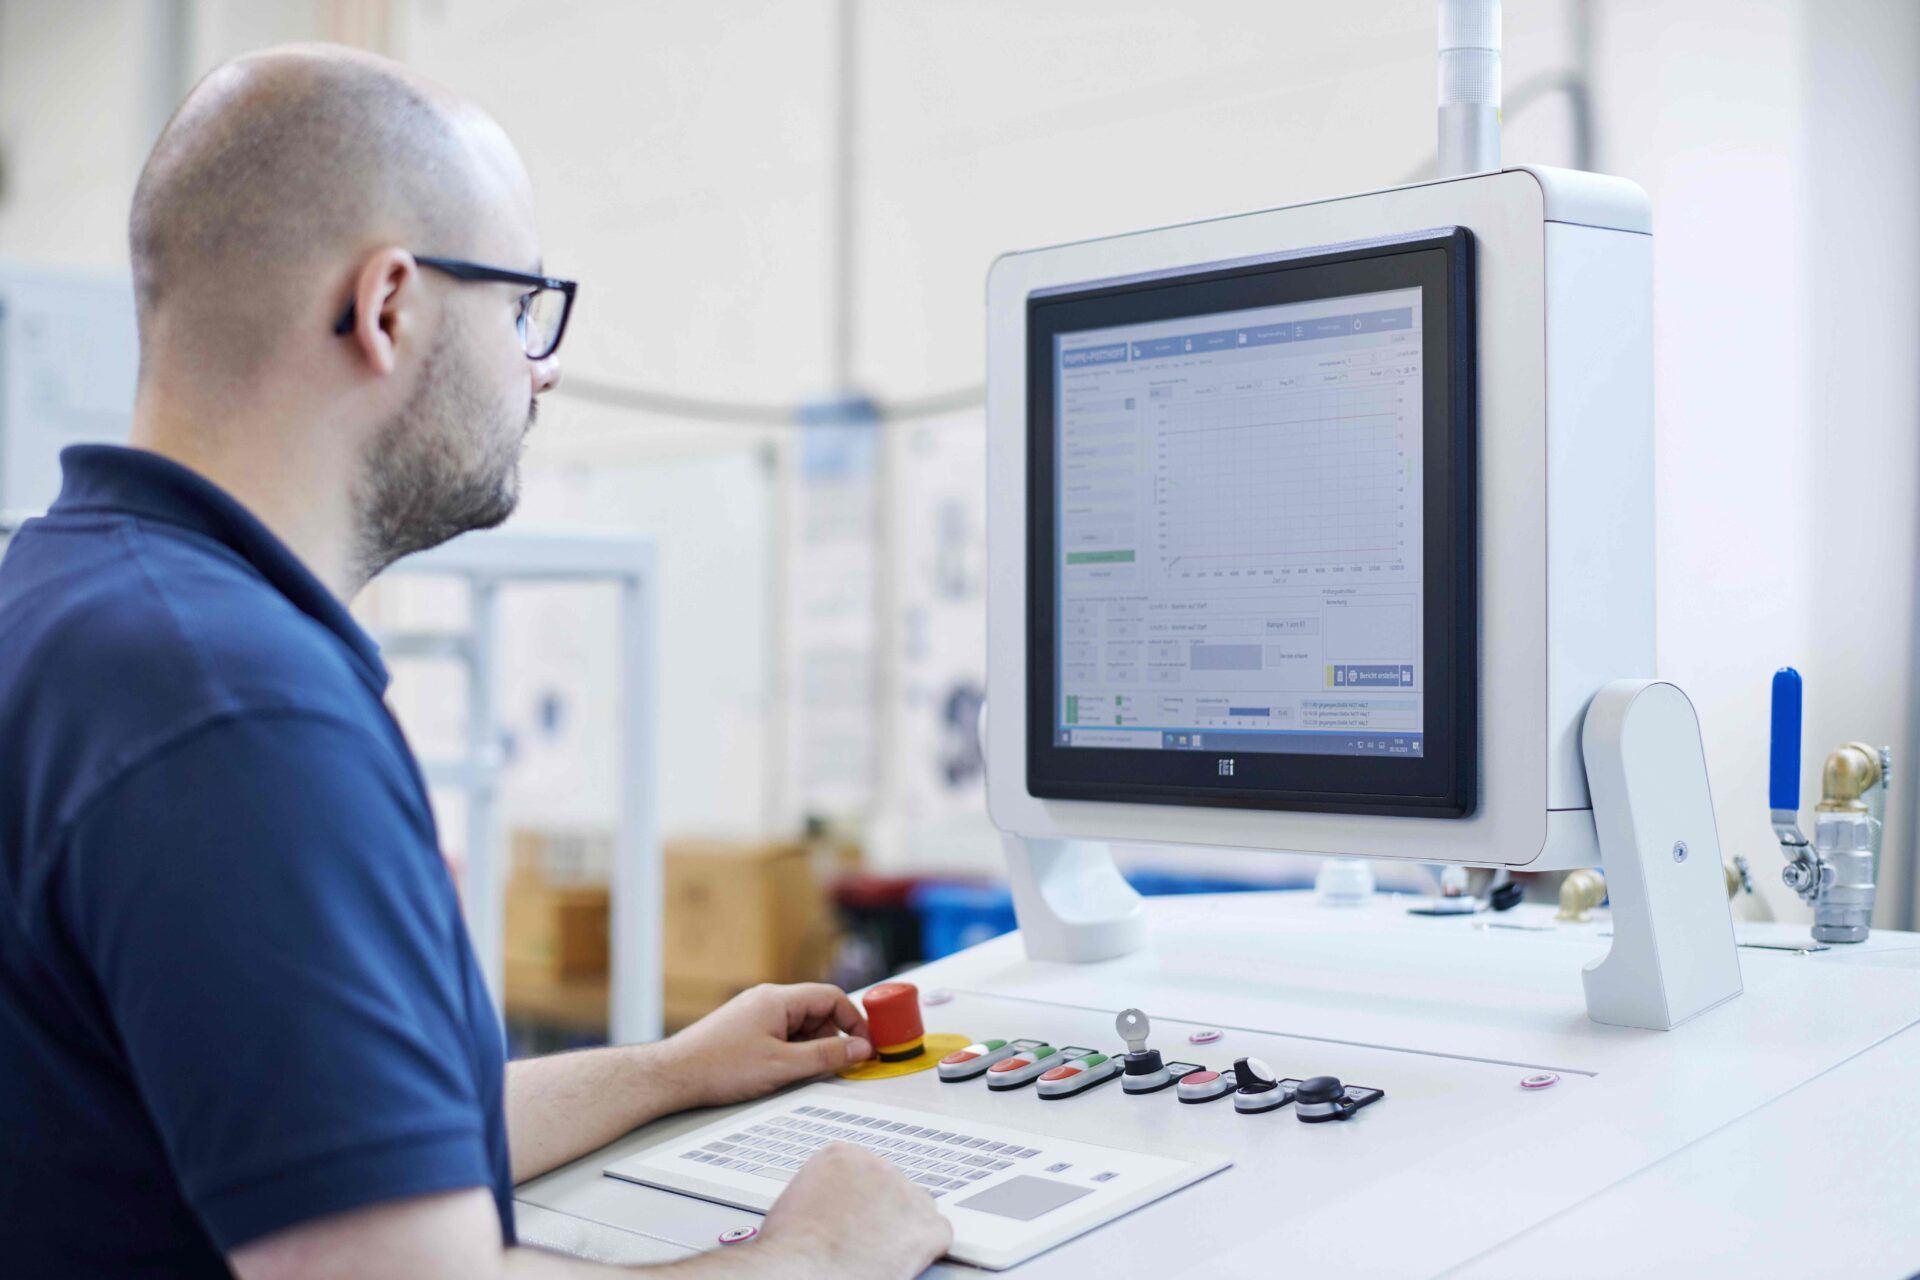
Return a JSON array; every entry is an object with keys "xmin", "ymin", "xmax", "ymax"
[
  {"xmin": 987, "ymin": 167, "xmax": 1655, "ymax": 881},
  {"xmin": 1027, "ymin": 232, "xmax": 1475, "ymax": 818}
]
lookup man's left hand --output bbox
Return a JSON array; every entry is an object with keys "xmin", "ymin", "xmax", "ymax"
[{"xmin": 661, "ymin": 983, "xmax": 874, "ymax": 1110}]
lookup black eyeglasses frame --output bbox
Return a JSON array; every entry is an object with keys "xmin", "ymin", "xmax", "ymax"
[{"xmin": 332, "ymin": 255, "xmax": 578, "ymax": 359}]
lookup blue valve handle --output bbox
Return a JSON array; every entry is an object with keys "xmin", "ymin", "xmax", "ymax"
[{"xmin": 1769, "ymin": 667, "xmax": 1803, "ymax": 812}]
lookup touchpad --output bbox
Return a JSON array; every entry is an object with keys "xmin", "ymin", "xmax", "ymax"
[{"xmin": 956, "ymin": 1175, "xmax": 1095, "ymax": 1222}]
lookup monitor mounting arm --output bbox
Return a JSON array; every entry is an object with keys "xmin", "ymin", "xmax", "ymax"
[{"xmin": 995, "ymin": 680, "xmax": 1744, "ymax": 1030}]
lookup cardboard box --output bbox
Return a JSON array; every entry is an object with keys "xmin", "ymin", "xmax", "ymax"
[
  {"xmin": 504, "ymin": 958, "xmax": 609, "ymax": 1034},
  {"xmin": 504, "ymin": 877, "xmax": 609, "ymax": 980},
  {"xmin": 505, "ymin": 830, "xmax": 611, "ymax": 982},
  {"xmin": 663, "ymin": 838, "xmax": 837, "ymax": 991}
]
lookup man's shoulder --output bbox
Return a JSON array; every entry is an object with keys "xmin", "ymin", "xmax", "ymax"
[{"xmin": 0, "ymin": 513, "xmax": 382, "ymax": 779}]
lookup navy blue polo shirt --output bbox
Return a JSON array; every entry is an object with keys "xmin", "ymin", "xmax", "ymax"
[{"xmin": 0, "ymin": 446, "xmax": 513, "ymax": 1278}]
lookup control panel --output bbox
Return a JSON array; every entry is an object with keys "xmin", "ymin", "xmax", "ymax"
[
  {"xmin": 939, "ymin": 1006, "xmax": 1386, "ymax": 1122},
  {"xmin": 599, "ymin": 986, "xmax": 1426, "ymax": 1270}
]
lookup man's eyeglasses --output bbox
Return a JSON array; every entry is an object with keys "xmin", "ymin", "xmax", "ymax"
[{"xmin": 333, "ymin": 255, "xmax": 578, "ymax": 360}]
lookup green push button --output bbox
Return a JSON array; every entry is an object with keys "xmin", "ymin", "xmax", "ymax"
[
  {"xmin": 981, "ymin": 1039, "xmax": 1007, "ymax": 1050},
  {"xmin": 1032, "ymin": 1045, "xmax": 1058, "ymax": 1060},
  {"xmin": 1079, "ymin": 1053, "xmax": 1109, "ymax": 1068}
]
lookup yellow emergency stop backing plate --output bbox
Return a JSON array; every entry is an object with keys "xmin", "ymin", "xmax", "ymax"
[{"xmin": 836, "ymin": 1033, "xmax": 970, "ymax": 1081}]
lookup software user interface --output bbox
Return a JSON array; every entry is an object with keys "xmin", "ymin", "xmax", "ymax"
[{"xmin": 1055, "ymin": 286, "xmax": 1425, "ymax": 759}]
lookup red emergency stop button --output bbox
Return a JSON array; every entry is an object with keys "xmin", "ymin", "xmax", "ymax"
[{"xmin": 862, "ymin": 982, "xmax": 926, "ymax": 1061}]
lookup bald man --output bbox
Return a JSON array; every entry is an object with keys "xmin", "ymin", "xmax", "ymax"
[{"xmin": 0, "ymin": 45, "xmax": 948, "ymax": 1280}]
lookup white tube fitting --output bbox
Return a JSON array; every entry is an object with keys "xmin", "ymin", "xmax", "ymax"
[{"xmin": 1438, "ymin": 0, "xmax": 1501, "ymax": 177}]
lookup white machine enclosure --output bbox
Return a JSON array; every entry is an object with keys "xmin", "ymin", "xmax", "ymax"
[{"xmin": 986, "ymin": 166, "xmax": 1654, "ymax": 872}]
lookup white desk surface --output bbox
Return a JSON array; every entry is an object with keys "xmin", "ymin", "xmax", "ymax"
[{"xmin": 515, "ymin": 894, "xmax": 1920, "ymax": 1279}]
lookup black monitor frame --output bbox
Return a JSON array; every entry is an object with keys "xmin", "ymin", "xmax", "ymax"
[{"xmin": 1025, "ymin": 229, "xmax": 1477, "ymax": 818}]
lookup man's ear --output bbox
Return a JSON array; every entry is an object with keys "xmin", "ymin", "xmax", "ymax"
[{"xmin": 346, "ymin": 248, "xmax": 419, "ymax": 376}]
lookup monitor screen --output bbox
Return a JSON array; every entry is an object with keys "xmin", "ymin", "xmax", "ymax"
[{"xmin": 1025, "ymin": 231, "xmax": 1476, "ymax": 816}]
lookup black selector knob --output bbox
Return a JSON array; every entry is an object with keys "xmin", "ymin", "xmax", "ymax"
[
  {"xmin": 1296, "ymin": 1075, "xmax": 1343, "ymax": 1104},
  {"xmin": 1294, "ymin": 1074, "xmax": 1385, "ymax": 1122},
  {"xmin": 1123, "ymin": 1048, "xmax": 1165, "ymax": 1076}
]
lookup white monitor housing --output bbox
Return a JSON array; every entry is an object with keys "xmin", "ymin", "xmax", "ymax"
[{"xmin": 985, "ymin": 167, "xmax": 1742, "ymax": 1029}]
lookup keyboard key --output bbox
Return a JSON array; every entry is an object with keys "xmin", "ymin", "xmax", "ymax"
[{"xmin": 988, "ymin": 1160, "xmax": 1012, "ymax": 1170}]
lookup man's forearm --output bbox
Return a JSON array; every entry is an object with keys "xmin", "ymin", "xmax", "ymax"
[{"xmin": 506, "ymin": 1041, "xmax": 700, "ymax": 1183}]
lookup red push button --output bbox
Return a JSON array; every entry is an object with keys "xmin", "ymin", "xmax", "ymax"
[
  {"xmin": 1040, "ymin": 1064, "xmax": 1083, "ymax": 1082},
  {"xmin": 942, "ymin": 1049, "xmax": 981, "ymax": 1065},
  {"xmin": 1185, "ymin": 1070, "xmax": 1220, "ymax": 1086},
  {"xmin": 990, "ymin": 1056, "xmax": 1031, "ymax": 1073}
]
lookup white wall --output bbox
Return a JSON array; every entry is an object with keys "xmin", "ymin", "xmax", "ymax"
[
  {"xmin": 1593, "ymin": 0, "xmax": 1920, "ymax": 924},
  {"xmin": 0, "ymin": 0, "xmax": 170, "ymax": 268},
  {"xmin": 2, "ymin": 1, "xmax": 1915, "ymax": 918}
]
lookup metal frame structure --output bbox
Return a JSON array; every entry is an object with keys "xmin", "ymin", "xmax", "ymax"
[{"xmin": 385, "ymin": 529, "xmax": 663, "ymax": 1044}]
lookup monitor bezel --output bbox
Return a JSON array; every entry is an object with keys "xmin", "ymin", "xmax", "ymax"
[{"xmin": 1023, "ymin": 229, "xmax": 1477, "ymax": 818}]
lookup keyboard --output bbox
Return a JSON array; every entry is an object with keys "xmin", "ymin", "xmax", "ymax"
[{"xmin": 603, "ymin": 1083, "xmax": 1229, "ymax": 1270}]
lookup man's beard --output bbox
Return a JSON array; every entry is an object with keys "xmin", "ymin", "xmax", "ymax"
[{"xmin": 352, "ymin": 326, "xmax": 531, "ymax": 582}]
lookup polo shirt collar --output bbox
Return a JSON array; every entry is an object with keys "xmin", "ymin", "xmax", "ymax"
[{"xmin": 50, "ymin": 445, "xmax": 390, "ymax": 694}]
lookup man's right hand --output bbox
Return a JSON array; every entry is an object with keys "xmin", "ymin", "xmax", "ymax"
[
  {"xmin": 758, "ymin": 1143, "xmax": 953, "ymax": 1279},
  {"xmin": 229, "ymin": 1142, "xmax": 952, "ymax": 1280}
]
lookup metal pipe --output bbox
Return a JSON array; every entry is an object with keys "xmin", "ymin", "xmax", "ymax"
[
  {"xmin": 1437, "ymin": 0, "xmax": 1502, "ymax": 177},
  {"xmin": 830, "ymin": 0, "xmax": 859, "ymax": 391}
]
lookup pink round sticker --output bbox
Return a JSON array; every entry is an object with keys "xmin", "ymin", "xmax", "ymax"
[{"xmin": 1188, "ymin": 1029, "xmax": 1224, "ymax": 1045}]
